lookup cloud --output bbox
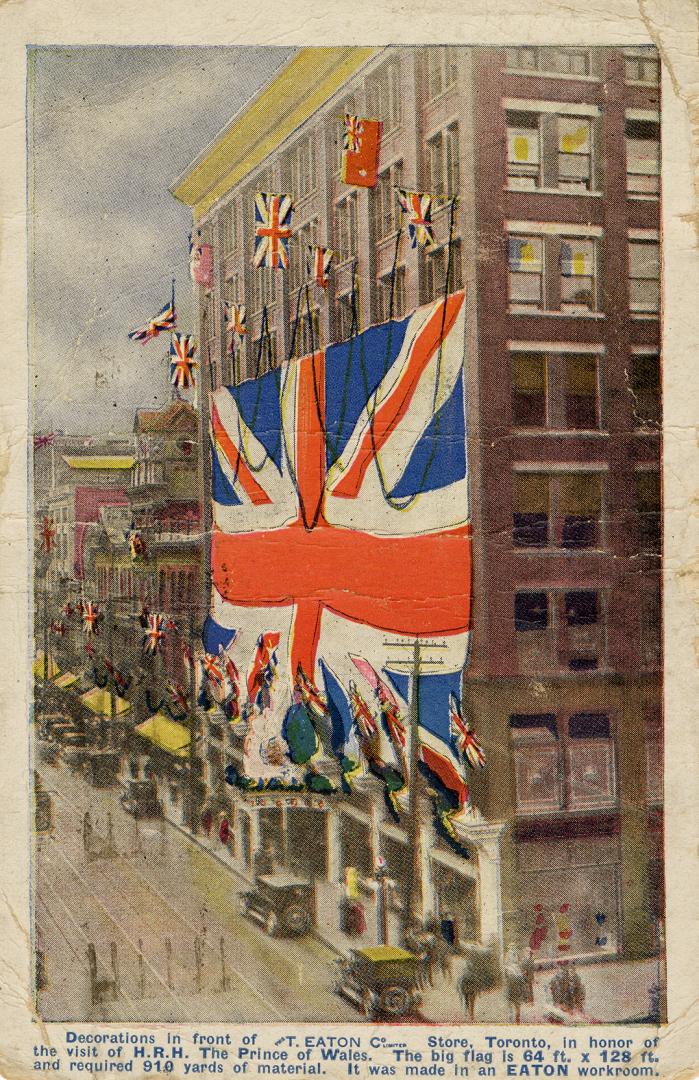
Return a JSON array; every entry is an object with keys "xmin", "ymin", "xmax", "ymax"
[{"xmin": 31, "ymin": 45, "xmax": 296, "ymax": 434}]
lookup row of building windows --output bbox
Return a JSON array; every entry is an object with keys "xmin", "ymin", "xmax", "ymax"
[
  {"xmin": 512, "ymin": 468, "xmax": 660, "ymax": 552},
  {"xmin": 510, "ymin": 706, "xmax": 661, "ymax": 815},
  {"xmin": 511, "ymin": 349, "xmax": 660, "ymax": 431},
  {"xmin": 514, "ymin": 584, "xmax": 660, "ymax": 673},
  {"xmin": 506, "ymin": 110, "xmax": 659, "ymax": 197},
  {"xmin": 504, "ymin": 45, "xmax": 659, "ymax": 86},
  {"xmin": 508, "ymin": 233, "xmax": 660, "ymax": 315}
]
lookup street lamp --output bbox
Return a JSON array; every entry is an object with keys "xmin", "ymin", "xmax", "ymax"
[{"xmin": 372, "ymin": 856, "xmax": 394, "ymax": 946}]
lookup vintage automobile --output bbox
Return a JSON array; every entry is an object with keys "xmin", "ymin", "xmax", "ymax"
[
  {"xmin": 237, "ymin": 873, "xmax": 315, "ymax": 937},
  {"xmin": 119, "ymin": 778, "xmax": 163, "ymax": 819},
  {"xmin": 334, "ymin": 945, "xmax": 422, "ymax": 1020}
]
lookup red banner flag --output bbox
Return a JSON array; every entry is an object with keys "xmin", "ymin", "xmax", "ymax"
[{"xmin": 341, "ymin": 116, "xmax": 382, "ymax": 188}]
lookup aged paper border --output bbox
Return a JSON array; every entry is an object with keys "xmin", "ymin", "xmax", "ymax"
[{"xmin": 1, "ymin": 1, "xmax": 697, "ymax": 1077}]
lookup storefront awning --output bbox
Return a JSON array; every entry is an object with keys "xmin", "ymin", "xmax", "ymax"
[
  {"xmin": 54, "ymin": 671, "xmax": 79, "ymax": 689},
  {"xmin": 33, "ymin": 653, "xmax": 60, "ymax": 680},
  {"xmin": 134, "ymin": 714, "xmax": 190, "ymax": 758},
  {"xmin": 80, "ymin": 687, "xmax": 131, "ymax": 716},
  {"xmin": 63, "ymin": 455, "xmax": 134, "ymax": 469}
]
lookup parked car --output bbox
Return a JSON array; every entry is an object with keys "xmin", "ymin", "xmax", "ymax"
[
  {"xmin": 334, "ymin": 945, "xmax": 422, "ymax": 1020},
  {"xmin": 119, "ymin": 779, "xmax": 163, "ymax": 819},
  {"xmin": 238, "ymin": 873, "xmax": 315, "ymax": 937}
]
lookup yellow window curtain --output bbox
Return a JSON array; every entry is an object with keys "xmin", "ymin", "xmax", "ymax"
[
  {"xmin": 559, "ymin": 473, "xmax": 602, "ymax": 516},
  {"xmin": 515, "ymin": 472, "xmax": 550, "ymax": 514}
]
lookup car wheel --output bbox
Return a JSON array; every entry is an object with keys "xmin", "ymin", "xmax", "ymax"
[
  {"xmin": 265, "ymin": 910, "xmax": 279, "ymax": 937},
  {"xmin": 283, "ymin": 905, "xmax": 311, "ymax": 935},
  {"xmin": 378, "ymin": 985, "xmax": 411, "ymax": 1016}
]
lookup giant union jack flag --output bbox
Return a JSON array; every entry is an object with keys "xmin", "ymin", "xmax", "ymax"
[{"xmin": 207, "ymin": 290, "xmax": 472, "ymax": 798}]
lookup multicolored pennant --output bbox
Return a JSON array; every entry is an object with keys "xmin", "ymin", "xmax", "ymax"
[
  {"xmin": 397, "ymin": 189, "xmax": 436, "ymax": 250},
  {"xmin": 311, "ymin": 246, "xmax": 334, "ymax": 288},
  {"xmin": 128, "ymin": 299, "xmax": 176, "ymax": 343},
  {"xmin": 169, "ymin": 332, "xmax": 198, "ymax": 390},
  {"xmin": 142, "ymin": 613, "xmax": 165, "ymax": 654}
]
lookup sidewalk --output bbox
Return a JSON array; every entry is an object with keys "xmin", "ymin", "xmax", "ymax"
[{"xmin": 163, "ymin": 808, "xmax": 661, "ymax": 1024}]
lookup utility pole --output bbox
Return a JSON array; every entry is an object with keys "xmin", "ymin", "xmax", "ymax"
[
  {"xmin": 383, "ymin": 637, "xmax": 446, "ymax": 934},
  {"xmin": 407, "ymin": 638, "xmax": 423, "ymax": 930},
  {"xmin": 187, "ymin": 607, "xmax": 199, "ymax": 833}
]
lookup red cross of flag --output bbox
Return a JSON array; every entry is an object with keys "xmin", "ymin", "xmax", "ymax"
[{"xmin": 207, "ymin": 288, "xmax": 471, "ymax": 791}]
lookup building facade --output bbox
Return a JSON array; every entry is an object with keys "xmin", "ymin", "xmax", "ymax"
[{"xmin": 172, "ymin": 46, "xmax": 662, "ymax": 963}]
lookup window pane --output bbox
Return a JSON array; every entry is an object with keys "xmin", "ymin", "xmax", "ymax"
[
  {"xmin": 559, "ymin": 473, "xmax": 602, "ymax": 542},
  {"xmin": 566, "ymin": 740, "xmax": 616, "ymax": 808},
  {"xmin": 564, "ymin": 355, "xmax": 598, "ymax": 429},
  {"xmin": 515, "ymin": 592, "xmax": 549, "ymax": 632},
  {"xmin": 629, "ymin": 241, "xmax": 659, "ymax": 279},
  {"xmin": 506, "ymin": 46, "xmax": 538, "ymax": 70},
  {"xmin": 511, "ymin": 714, "xmax": 558, "ymax": 737},
  {"xmin": 514, "ymin": 472, "xmax": 549, "ymax": 546},
  {"xmin": 630, "ymin": 279, "xmax": 660, "ymax": 312},
  {"xmin": 512, "ymin": 353, "xmax": 546, "ymax": 427},
  {"xmin": 568, "ymin": 713, "xmax": 610, "ymax": 739},
  {"xmin": 514, "ymin": 745, "xmax": 562, "ymax": 812},
  {"xmin": 564, "ymin": 591, "xmax": 599, "ymax": 626}
]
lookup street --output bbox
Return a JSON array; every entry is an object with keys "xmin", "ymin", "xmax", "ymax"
[{"xmin": 35, "ymin": 760, "xmax": 358, "ymax": 1023}]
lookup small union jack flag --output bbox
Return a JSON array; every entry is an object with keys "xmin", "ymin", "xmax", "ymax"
[
  {"xmin": 343, "ymin": 114, "xmax": 364, "ymax": 154},
  {"xmin": 253, "ymin": 193, "xmax": 293, "ymax": 270},
  {"xmin": 62, "ymin": 602, "xmax": 75, "ymax": 618},
  {"xmin": 203, "ymin": 653, "xmax": 225, "ymax": 689},
  {"xmin": 33, "ymin": 432, "xmax": 55, "ymax": 450},
  {"xmin": 128, "ymin": 299, "xmax": 176, "ymax": 344},
  {"xmin": 82, "ymin": 601, "xmax": 100, "ymax": 636},
  {"xmin": 169, "ymin": 333, "xmax": 197, "ymax": 390},
  {"xmin": 295, "ymin": 664, "xmax": 328, "ymax": 721},
  {"xmin": 397, "ymin": 189, "xmax": 436, "ymax": 250},
  {"xmin": 311, "ymin": 246, "xmax": 334, "ymax": 289},
  {"xmin": 349, "ymin": 681, "xmax": 378, "ymax": 741},
  {"xmin": 168, "ymin": 682, "xmax": 189, "ymax": 715},
  {"xmin": 50, "ymin": 621, "xmax": 66, "ymax": 637},
  {"xmin": 247, "ymin": 632, "xmax": 280, "ymax": 710},
  {"xmin": 449, "ymin": 693, "xmax": 486, "ymax": 769},
  {"xmin": 224, "ymin": 300, "xmax": 247, "ymax": 339},
  {"xmin": 143, "ymin": 613, "xmax": 165, "ymax": 654}
]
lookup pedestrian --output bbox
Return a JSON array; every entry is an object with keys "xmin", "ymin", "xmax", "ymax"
[
  {"xmin": 201, "ymin": 807, "xmax": 213, "ymax": 837},
  {"xmin": 218, "ymin": 814, "xmax": 230, "ymax": 847}
]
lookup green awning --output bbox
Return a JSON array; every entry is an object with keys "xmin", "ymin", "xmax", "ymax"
[
  {"xmin": 135, "ymin": 714, "xmax": 190, "ymax": 758},
  {"xmin": 80, "ymin": 687, "xmax": 131, "ymax": 716}
]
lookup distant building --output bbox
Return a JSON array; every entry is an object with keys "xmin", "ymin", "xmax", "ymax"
[{"xmin": 172, "ymin": 46, "xmax": 661, "ymax": 963}]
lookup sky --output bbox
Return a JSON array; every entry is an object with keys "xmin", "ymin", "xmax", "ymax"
[{"xmin": 30, "ymin": 45, "xmax": 296, "ymax": 435}]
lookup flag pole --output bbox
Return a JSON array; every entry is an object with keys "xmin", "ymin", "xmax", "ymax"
[{"xmin": 406, "ymin": 637, "xmax": 424, "ymax": 932}]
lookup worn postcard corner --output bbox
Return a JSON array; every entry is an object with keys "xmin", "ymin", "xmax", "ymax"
[{"xmin": 0, "ymin": 1, "xmax": 698, "ymax": 1079}]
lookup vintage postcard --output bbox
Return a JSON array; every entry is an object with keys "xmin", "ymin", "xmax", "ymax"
[{"xmin": 0, "ymin": 1, "xmax": 697, "ymax": 1078}]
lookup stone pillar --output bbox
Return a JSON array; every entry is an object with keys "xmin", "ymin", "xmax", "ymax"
[
  {"xmin": 248, "ymin": 807, "xmax": 261, "ymax": 857},
  {"xmin": 456, "ymin": 819, "xmax": 507, "ymax": 959},
  {"xmin": 325, "ymin": 810, "xmax": 341, "ymax": 884}
]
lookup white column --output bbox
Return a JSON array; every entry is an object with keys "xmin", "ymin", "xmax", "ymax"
[
  {"xmin": 248, "ymin": 807, "xmax": 261, "ymax": 855},
  {"xmin": 325, "ymin": 810, "xmax": 341, "ymax": 884},
  {"xmin": 455, "ymin": 820, "xmax": 507, "ymax": 959}
]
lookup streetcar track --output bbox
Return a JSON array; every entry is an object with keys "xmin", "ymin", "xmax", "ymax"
[
  {"xmin": 42, "ymin": 847, "xmax": 190, "ymax": 1012},
  {"xmin": 37, "ymin": 874, "xmax": 140, "ymax": 1012},
  {"xmin": 41, "ymin": 777, "xmax": 285, "ymax": 1018}
]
